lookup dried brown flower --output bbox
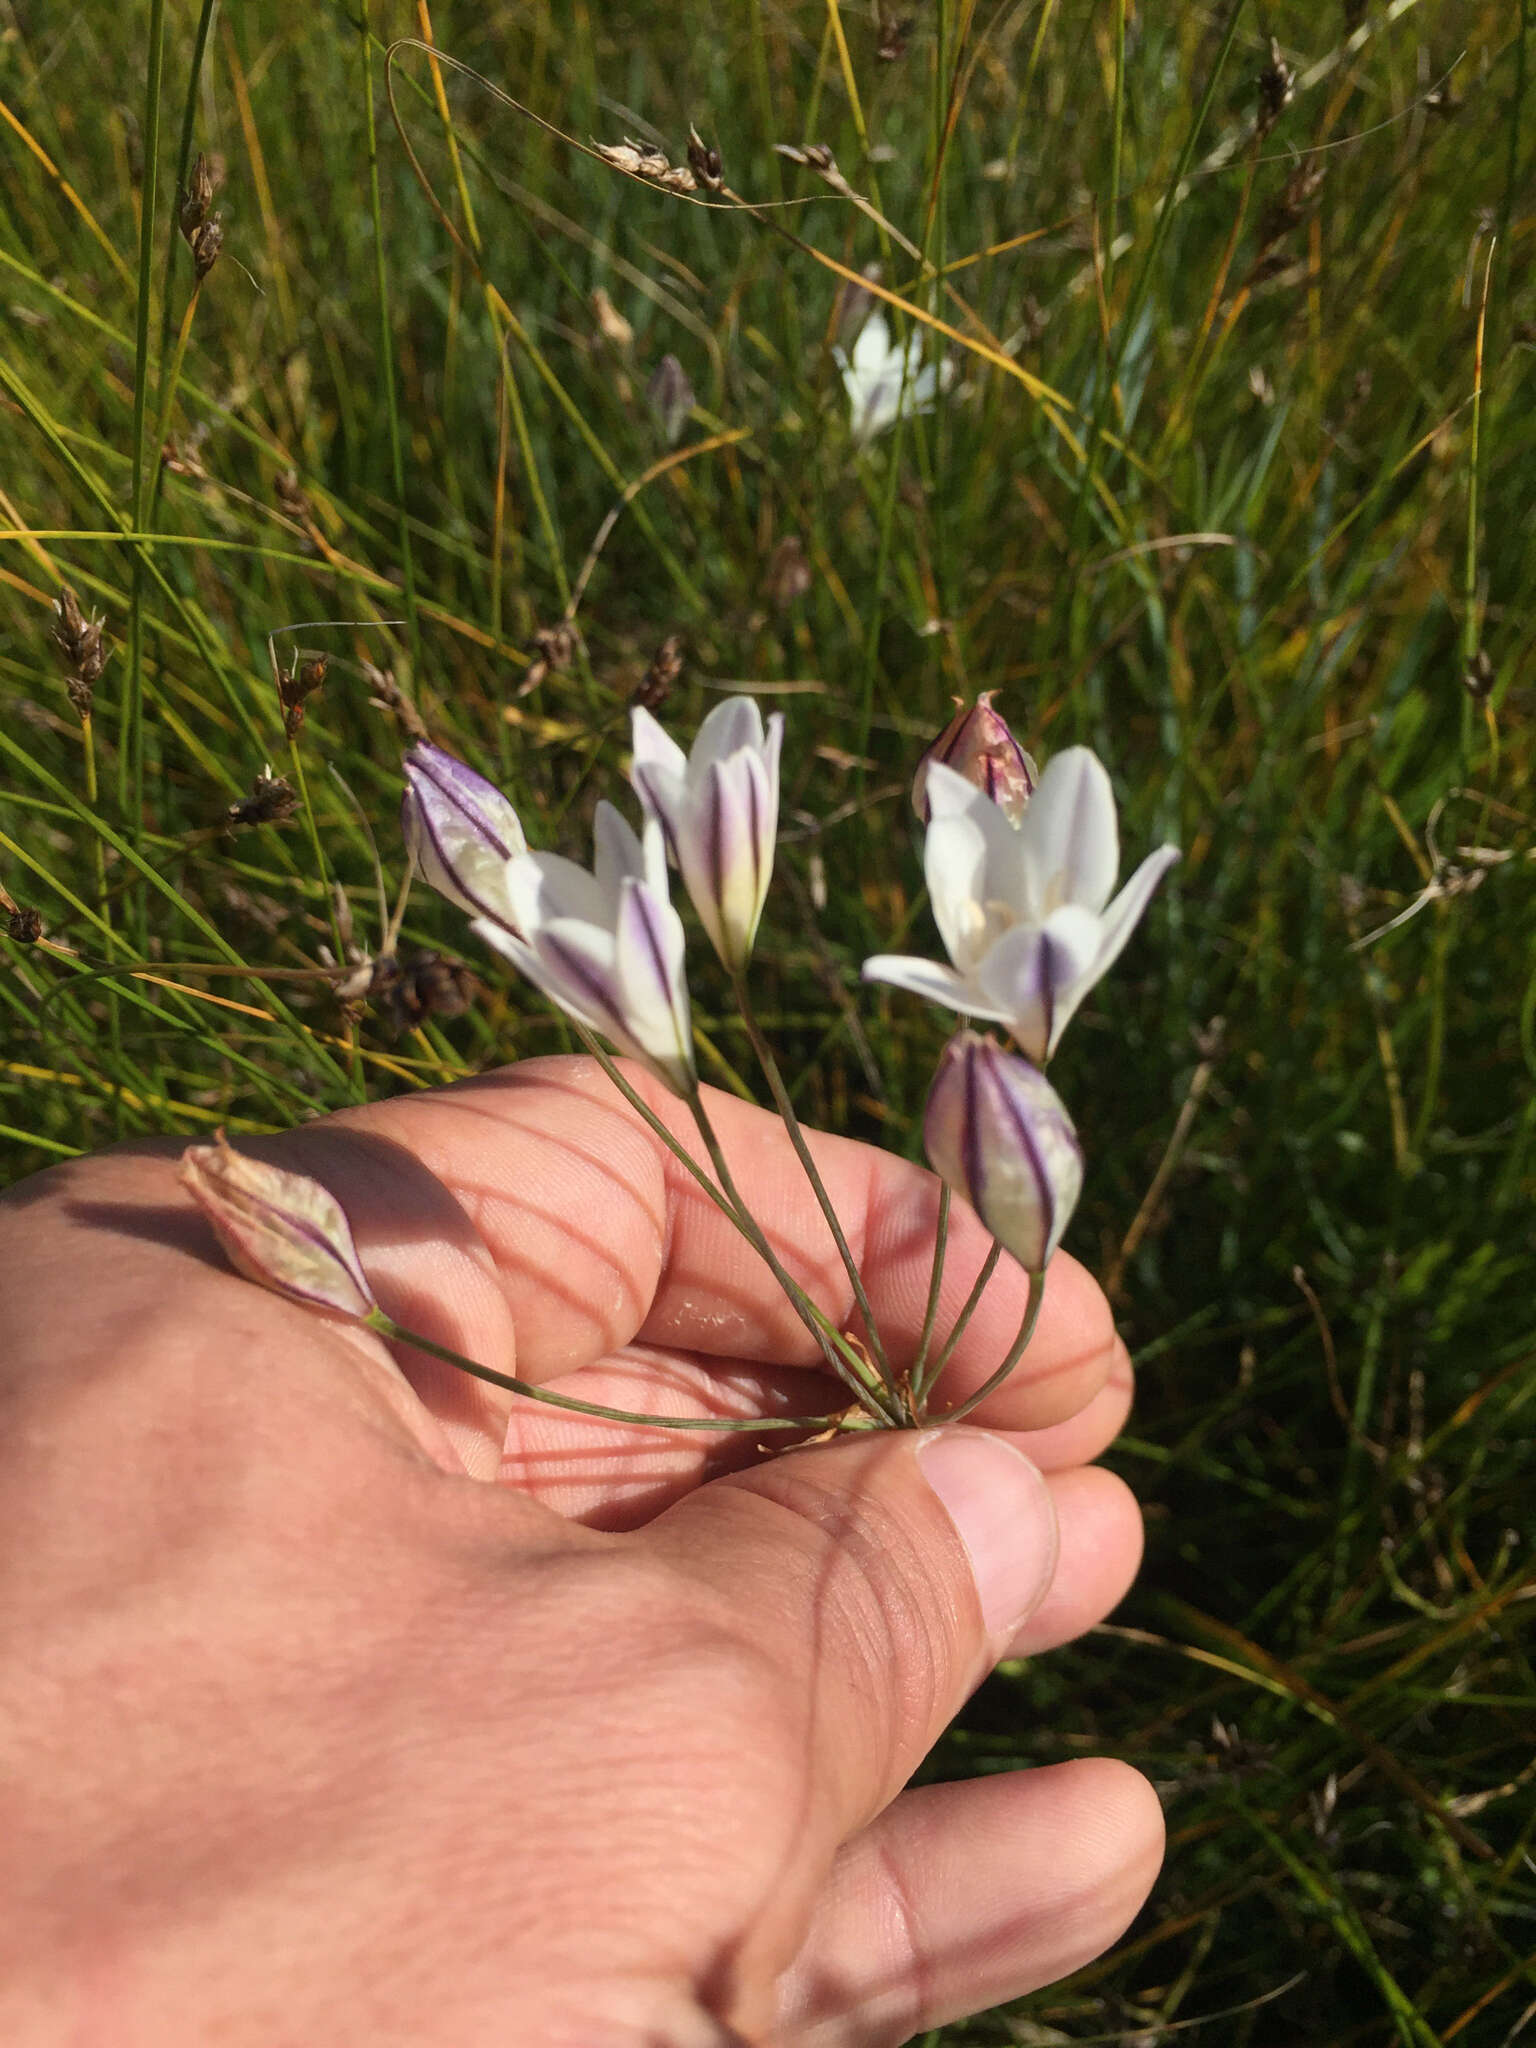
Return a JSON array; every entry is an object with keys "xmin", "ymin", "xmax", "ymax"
[
  {"xmin": 7, "ymin": 906, "xmax": 43, "ymax": 944},
  {"xmin": 1256, "ymin": 39, "xmax": 1296, "ymax": 134},
  {"xmin": 190, "ymin": 215, "xmax": 224, "ymax": 282},
  {"xmin": 179, "ymin": 152, "xmax": 216, "ymax": 241},
  {"xmin": 368, "ymin": 951, "xmax": 476, "ymax": 1036},
  {"xmin": 278, "ymin": 655, "xmax": 328, "ymax": 739},
  {"xmin": 686, "ymin": 126, "xmax": 722, "ymax": 192},
  {"xmin": 631, "ymin": 634, "xmax": 684, "ymax": 712},
  {"xmin": 228, "ymin": 770, "xmax": 299, "ymax": 829}
]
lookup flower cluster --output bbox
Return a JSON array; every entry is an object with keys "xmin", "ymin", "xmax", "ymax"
[{"xmin": 181, "ymin": 690, "xmax": 1178, "ymax": 1432}]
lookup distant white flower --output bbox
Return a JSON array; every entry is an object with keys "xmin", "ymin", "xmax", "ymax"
[
  {"xmin": 474, "ymin": 804, "xmax": 696, "ymax": 1097},
  {"xmin": 836, "ymin": 311, "xmax": 955, "ymax": 446},
  {"xmin": 630, "ymin": 697, "xmax": 784, "ymax": 972},
  {"xmin": 863, "ymin": 748, "xmax": 1180, "ymax": 1063}
]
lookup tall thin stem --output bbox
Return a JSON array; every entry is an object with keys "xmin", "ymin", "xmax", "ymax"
[
  {"xmin": 911, "ymin": 1181, "xmax": 951, "ymax": 1390},
  {"xmin": 730, "ymin": 968, "xmax": 895, "ymax": 1391},
  {"xmin": 686, "ymin": 1085, "xmax": 899, "ymax": 1425},
  {"xmin": 932, "ymin": 1267, "xmax": 1045, "ymax": 1424},
  {"xmin": 368, "ymin": 1311, "xmax": 838, "ymax": 1435},
  {"xmin": 914, "ymin": 1238, "xmax": 1003, "ymax": 1410}
]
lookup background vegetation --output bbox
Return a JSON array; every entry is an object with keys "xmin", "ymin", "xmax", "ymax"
[{"xmin": 2, "ymin": 0, "xmax": 1533, "ymax": 2040}]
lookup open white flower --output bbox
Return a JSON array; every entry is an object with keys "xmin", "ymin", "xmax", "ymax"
[
  {"xmin": 835, "ymin": 311, "xmax": 955, "ymax": 446},
  {"xmin": 629, "ymin": 698, "xmax": 784, "ymax": 972},
  {"xmin": 472, "ymin": 804, "xmax": 695, "ymax": 1097},
  {"xmin": 402, "ymin": 742, "xmax": 526, "ymax": 932},
  {"xmin": 863, "ymin": 748, "xmax": 1180, "ymax": 1063}
]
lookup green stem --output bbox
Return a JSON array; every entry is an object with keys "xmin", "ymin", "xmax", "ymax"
[
  {"xmin": 730, "ymin": 968, "xmax": 895, "ymax": 1390},
  {"xmin": 931, "ymin": 1266, "xmax": 1045, "ymax": 1424},
  {"xmin": 573, "ymin": 1030, "xmax": 893, "ymax": 1420},
  {"xmin": 915, "ymin": 1238, "xmax": 1003, "ymax": 1409},
  {"xmin": 368, "ymin": 1311, "xmax": 838, "ymax": 1435},
  {"xmin": 686, "ymin": 1084, "xmax": 899, "ymax": 1425},
  {"xmin": 910, "ymin": 1181, "xmax": 951, "ymax": 1391}
]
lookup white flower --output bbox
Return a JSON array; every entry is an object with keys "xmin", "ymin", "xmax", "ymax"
[
  {"xmin": 835, "ymin": 311, "xmax": 955, "ymax": 446},
  {"xmin": 629, "ymin": 698, "xmax": 785, "ymax": 971},
  {"xmin": 863, "ymin": 747, "xmax": 1180, "ymax": 1063},
  {"xmin": 924, "ymin": 1031, "xmax": 1083, "ymax": 1273},
  {"xmin": 473, "ymin": 804, "xmax": 696, "ymax": 1097},
  {"xmin": 402, "ymin": 742, "xmax": 527, "ymax": 931}
]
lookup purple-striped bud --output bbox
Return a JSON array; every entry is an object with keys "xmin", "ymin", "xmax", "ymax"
[
  {"xmin": 923, "ymin": 1030, "xmax": 1083, "ymax": 1273},
  {"xmin": 402, "ymin": 743, "xmax": 527, "ymax": 932},
  {"xmin": 912, "ymin": 693, "xmax": 1038, "ymax": 826},
  {"xmin": 179, "ymin": 1135, "xmax": 378, "ymax": 1319}
]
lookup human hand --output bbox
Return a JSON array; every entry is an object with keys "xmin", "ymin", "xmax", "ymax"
[{"xmin": 0, "ymin": 1056, "xmax": 1162, "ymax": 2046}]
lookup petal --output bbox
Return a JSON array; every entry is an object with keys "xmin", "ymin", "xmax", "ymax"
[
  {"xmin": 614, "ymin": 879, "xmax": 695, "ymax": 1091},
  {"xmin": 852, "ymin": 312, "xmax": 891, "ymax": 377},
  {"xmin": 1019, "ymin": 747, "xmax": 1120, "ymax": 914},
  {"xmin": 690, "ymin": 696, "xmax": 764, "ymax": 774},
  {"xmin": 629, "ymin": 705, "xmax": 688, "ymax": 786},
  {"xmin": 507, "ymin": 850, "xmax": 609, "ymax": 933},
  {"xmin": 591, "ymin": 802, "xmax": 647, "ymax": 899},
  {"xmin": 924, "ymin": 762, "xmax": 1030, "ymax": 901},
  {"xmin": 975, "ymin": 907, "xmax": 1103, "ymax": 1064},
  {"xmin": 1091, "ymin": 843, "xmax": 1181, "ymax": 981},
  {"xmin": 861, "ymin": 954, "xmax": 1011, "ymax": 1021}
]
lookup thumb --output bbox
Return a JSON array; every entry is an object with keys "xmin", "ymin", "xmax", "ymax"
[{"xmin": 643, "ymin": 1427, "xmax": 1059, "ymax": 1834}]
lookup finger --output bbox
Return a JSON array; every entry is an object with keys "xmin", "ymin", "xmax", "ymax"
[
  {"xmin": 506, "ymin": 1347, "xmax": 1134, "ymax": 1532},
  {"xmin": 283, "ymin": 1058, "xmax": 1117, "ymax": 1430},
  {"xmin": 644, "ymin": 1426, "xmax": 1060, "ymax": 1840},
  {"xmin": 777, "ymin": 1762, "xmax": 1165, "ymax": 2046},
  {"xmin": 1006, "ymin": 1465, "xmax": 1143, "ymax": 1658}
]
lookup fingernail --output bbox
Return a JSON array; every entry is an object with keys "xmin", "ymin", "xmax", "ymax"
[{"xmin": 917, "ymin": 1429, "xmax": 1058, "ymax": 1639}]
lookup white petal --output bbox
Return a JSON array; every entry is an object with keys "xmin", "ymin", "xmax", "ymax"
[
  {"xmin": 630, "ymin": 705, "xmax": 688, "ymax": 785},
  {"xmin": 1020, "ymin": 747, "xmax": 1120, "ymax": 914},
  {"xmin": 508, "ymin": 850, "xmax": 608, "ymax": 933},
  {"xmin": 922, "ymin": 762, "xmax": 1029, "ymax": 903},
  {"xmin": 923, "ymin": 813, "xmax": 992, "ymax": 971},
  {"xmin": 1091, "ymin": 843, "xmax": 1180, "ymax": 981},
  {"xmin": 851, "ymin": 312, "xmax": 892, "ymax": 377},
  {"xmin": 975, "ymin": 906, "xmax": 1103, "ymax": 1063},
  {"xmin": 614, "ymin": 880, "xmax": 694, "ymax": 1089},
  {"xmin": 690, "ymin": 696, "xmax": 764, "ymax": 774},
  {"xmin": 527, "ymin": 915, "xmax": 628, "ymax": 1042},
  {"xmin": 591, "ymin": 801, "xmax": 647, "ymax": 899},
  {"xmin": 861, "ymin": 954, "xmax": 1011, "ymax": 1021}
]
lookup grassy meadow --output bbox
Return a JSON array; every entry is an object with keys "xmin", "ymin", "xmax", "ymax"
[{"xmin": 2, "ymin": 0, "xmax": 1534, "ymax": 2039}]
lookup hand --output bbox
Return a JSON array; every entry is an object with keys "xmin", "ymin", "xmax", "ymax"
[{"xmin": 0, "ymin": 1056, "xmax": 1162, "ymax": 2046}]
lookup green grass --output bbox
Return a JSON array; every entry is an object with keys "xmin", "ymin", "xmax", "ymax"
[{"xmin": 3, "ymin": 1, "xmax": 1534, "ymax": 2039}]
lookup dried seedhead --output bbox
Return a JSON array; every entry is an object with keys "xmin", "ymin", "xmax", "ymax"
[
  {"xmin": 179, "ymin": 152, "xmax": 218, "ymax": 242},
  {"xmin": 278, "ymin": 655, "xmax": 328, "ymax": 739},
  {"xmin": 876, "ymin": 9, "xmax": 912, "ymax": 61},
  {"xmin": 631, "ymin": 634, "xmax": 684, "ymax": 713},
  {"xmin": 686, "ymin": 125, "xmax": 722, "ymax": 192},
  {"xmin": 1257, "ymin": 161, "xmax": 1327, "ymax": 252},
  {"xmin": 1463, "ymin": 649, "xmax": 1494, "ymax": 701},
  {"xmin": 763, "ymin": 534, "xmax": 813, "ymax": 610},
  {"xmin": 7, "ymin": 905, "xmax": 43, "ymax": 944},
  {"xmin": 367, "ymin": 951, "xmax": 477, "ymax": 1036},
  {"xmin": 595, "ymin": 136, "xmax": 698, "ymax": 195},
  {"xmin": 274, "ymin": 471, "xmax": 313, "ymax": 524},
  {"xmin": 227, "ymin": 769, "xmax": 299, "ymax": 829},
  {"xmin": 521, "ymin": 621, "xmax": 581, "ymax": 695},
  {"xmin": 189, "ymin": 216, "xmax": 224, "ymax": 282},
  {"xmin": 1257, "ymin": 38, "xmax": 1296, "ymax": 134},
  {"xmin": 362, "ymin": 661, "xmax": 429, "ymax": 743},
  {"xmin": 50, "ymin": 585, "xmax": 108, "ymax": 717}
]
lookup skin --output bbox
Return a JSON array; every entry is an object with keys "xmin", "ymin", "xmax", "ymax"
[{"xmin": 0, "ymin": 1057, "xmax": 1163, "ymax": 2047}]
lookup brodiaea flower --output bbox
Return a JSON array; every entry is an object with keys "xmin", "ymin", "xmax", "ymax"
[
  {"xmin": 864, "ymin": 747, "xmax": 1180, "ymax": 1063},
  {"xmin": 835, "ymin": 311, "xmax": 955, "ymax": 446},
  {"xmin": 911, "ymin": 692, "xmax": 1038, "ymax": 825},
  {"xmin": 924, "ymin": 1031, "xmax": 1083, "ymax": 1273},
  {"xmin": 629, "ymin": 697, "xmax": 784, "ymax": 972},
  {"xmin": 402, "ymin": 742, "xmax": 527, "ymax": 931},
  {"xmin": 179, "ymin": 1135, "xmax": 378, "ymax": 1319},
  {"xmin": 475, "ymin": 805, "xmax": 696, "ymax": 1097}
]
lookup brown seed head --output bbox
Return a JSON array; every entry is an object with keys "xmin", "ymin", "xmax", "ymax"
[
  {"xmin": 7, "ymin": 906, "xmax": 43, "ymax": 944},
  {"xmin": 631, "ymin": 634, "xmax": 684, "ymax": 713},
  {"xmin": 228, "ymin": 770, "xmax": 299, "ymax": 829},
  {"xmin": 190, "ymin": 215, "xmax": 224, "ymax": 282},
  {"xmin": 179, "ymin": 152, "xmax": 216, "ymax": 241},
  {"xmin": 687, "ymin": 125, "xmax": 722, "ymax": 191},
  {"xmin": 1257, "ymin": 39, "xmax": 1296, "ymax": 133},
  {"xmin": 1463, "ymin": 650, "xmax": 1494, "ymax": 702}
]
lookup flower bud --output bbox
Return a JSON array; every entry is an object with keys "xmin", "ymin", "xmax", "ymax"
[
  {"xmin": 179, "ymin": 1135, "xmax": 378, "ymax": 1319},
  {"xmin": 923, "ymin": 1030, "xmax": 1082, "ymax": 1273},
  {"xmin": 402, "ymin": 742, "xmax": 527, "ymax": 932},
  {"xmin": 911, "ymin": 692, "xmax": 1037, "ymax": 826}
]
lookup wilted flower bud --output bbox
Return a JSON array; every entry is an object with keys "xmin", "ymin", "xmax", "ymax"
[
  {"xmin": 179, "ymin": 152, "xmax": 216, "ymax": 241},
  {"xmin": 190, "ymin": 215, "xmax": 224, "ymax": 282},
  {"xmin": 923, "ymin": 1030, "xmax": 1083, "ymax": 1273},
  {"xmin": 402, "ymin": 742, "xmax": 527, "ymax": 932},
  {"xmin": 179, "ymin": 1134, "xmax": 379, "ymax": 1319},
  {"xmin": 647, "ymin": 354, "xmax": 694, "ymax": 445},
  {"xmin": 912, "ymin": 693, "xmax": 1038, "ymax": 826}
]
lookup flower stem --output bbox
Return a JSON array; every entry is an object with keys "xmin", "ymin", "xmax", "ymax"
[
  {"xmin": 911, "ymin": 1180, "xmax": 951, "ymax": 1390},
  {"xmin": 930, "ymin": 1268, "xmax": 1046, "ymax": 1425},
  {"xmin": 729, "ymin": 969, "xmax": 896, "ymax": 1394},
  {"xmin": 573, "ymin": 1029, "xmax": 896, "ymax": 1424},
  {"xmin": 685, "ymin": 1085, "xmax": 899, "ymax": 1426},
  {"xmin": 914, "ymin": 1238, "xmax": 1003, "ymax": 1411},
  {"xmin": 366, "ymin": 1310, "xmax": 840, "ymax": 1436}
]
